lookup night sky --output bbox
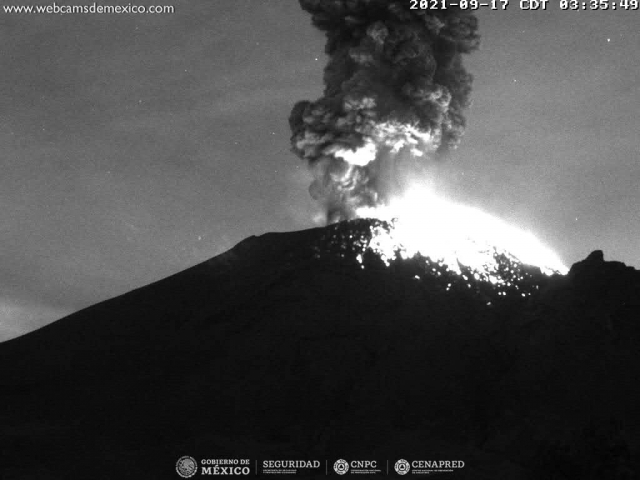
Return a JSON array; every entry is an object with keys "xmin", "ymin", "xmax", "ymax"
[{"xmin": 1, "ymin": 0, "xmax": 638, "ymax": 340}]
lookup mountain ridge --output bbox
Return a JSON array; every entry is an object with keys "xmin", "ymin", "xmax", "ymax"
[{"xmin": 1, "ymin": 220, "xmax": 638, "ymax": 479}]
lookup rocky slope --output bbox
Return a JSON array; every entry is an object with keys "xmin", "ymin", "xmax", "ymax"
[{"xmin": 0, "ymin": 220, "xmax": 638, "ymax": 479}]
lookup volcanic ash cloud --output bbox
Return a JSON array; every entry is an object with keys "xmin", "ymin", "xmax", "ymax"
[{"xmin": 290, "ymin": 0, "xmax": 480, "ymax": 223}]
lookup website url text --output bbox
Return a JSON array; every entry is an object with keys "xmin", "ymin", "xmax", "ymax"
[{"xmin": 3, "ymin": 2, "xmax": 175, "ymax": 14}]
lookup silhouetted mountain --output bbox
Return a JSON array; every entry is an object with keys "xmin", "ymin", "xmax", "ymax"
[{"xmin": 1, "ymin": 220, "xmax": 638, "ymax": 479}]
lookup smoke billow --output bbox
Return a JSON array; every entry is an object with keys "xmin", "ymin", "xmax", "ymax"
[{"xmin": 290, "ymin": 0, "xmax": 479, "ymax": 222}]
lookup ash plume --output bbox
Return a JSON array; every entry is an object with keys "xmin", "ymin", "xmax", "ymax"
[{"xmin": 290, "ymin": 0, "xmax": 479, "ymax": 222}]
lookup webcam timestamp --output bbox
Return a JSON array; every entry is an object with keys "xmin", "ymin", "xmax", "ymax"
[
  {"xmin": 409, "ymin": 0, "xmax": 509, "ymax": 9},
  {"xmin": 561, "ymin": 0, "xmax": 639, "ymax": 8}
]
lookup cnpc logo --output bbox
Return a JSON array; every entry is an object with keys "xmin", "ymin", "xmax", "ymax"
[
  {"xmin": 350, "ymin": 460, "xmax": 377, "ymax": 469},
  {"xmin": 333, "ymin": 459, "xmax": 378, "ymax": 474},
  {"xmin": 333, "ymin": 459, "xmax": 349, "ymax": 475}
]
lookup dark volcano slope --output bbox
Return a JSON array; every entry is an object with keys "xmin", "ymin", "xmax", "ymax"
[{"xmin": 1, "ymin": 220, "xmax": 639, "ymax": 479}]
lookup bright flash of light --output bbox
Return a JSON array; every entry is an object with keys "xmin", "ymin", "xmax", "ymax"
[
  {"xmin": 355, "ymin": 186, "xmax": 568, "ymax": 279},
  {"xmin": 334, "ymin": 140, "xmax": 377, "ymax": 166}
]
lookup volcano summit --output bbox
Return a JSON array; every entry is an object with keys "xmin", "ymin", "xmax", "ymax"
[{"xmin": 0, "ymin": 219, "xmax": 638, "ymax": 479}]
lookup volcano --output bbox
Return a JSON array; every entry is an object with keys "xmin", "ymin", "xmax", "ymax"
[{"xmin": 1, "ymin": 219, "xmax": 638, "ymax": 479}]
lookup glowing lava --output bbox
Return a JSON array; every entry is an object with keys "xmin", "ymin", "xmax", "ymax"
[{"xmin": 355, "ymin": 185, "xmax": 568, "ymax": 279}]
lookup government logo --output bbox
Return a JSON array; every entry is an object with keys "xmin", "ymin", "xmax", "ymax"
[
  {"xmin": 334, "ymin": 459, "xmax": 349, "ymax": 475},
  {"xmin": 176, "ymin": 456, "xmax": 198, "ymax": 478},
  {"xmin": 394, "ymin": 459, "xmax": 410, "ymax": 475}
]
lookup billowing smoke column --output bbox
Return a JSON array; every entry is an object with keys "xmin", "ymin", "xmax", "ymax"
[{"xmin": 290, "ymin": 0, "xmax": 479, "ymax": 222}]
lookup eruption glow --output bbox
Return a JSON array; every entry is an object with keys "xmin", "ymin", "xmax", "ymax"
[
  {"xmin": 294, "ymin": 1, "xmax": 567, "ymax": 287},
  {"xmin": 356, "ymin": 185, "xmax": 568, "ymax": 278},
  {"xmin": 290, "ymin": 0, "xmax": 479, "ymax": 222}
]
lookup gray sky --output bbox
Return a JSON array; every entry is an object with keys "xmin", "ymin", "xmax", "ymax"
[{"xmin": 1, "ymin": 1, "xmax": 638, "ymax": 340}]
